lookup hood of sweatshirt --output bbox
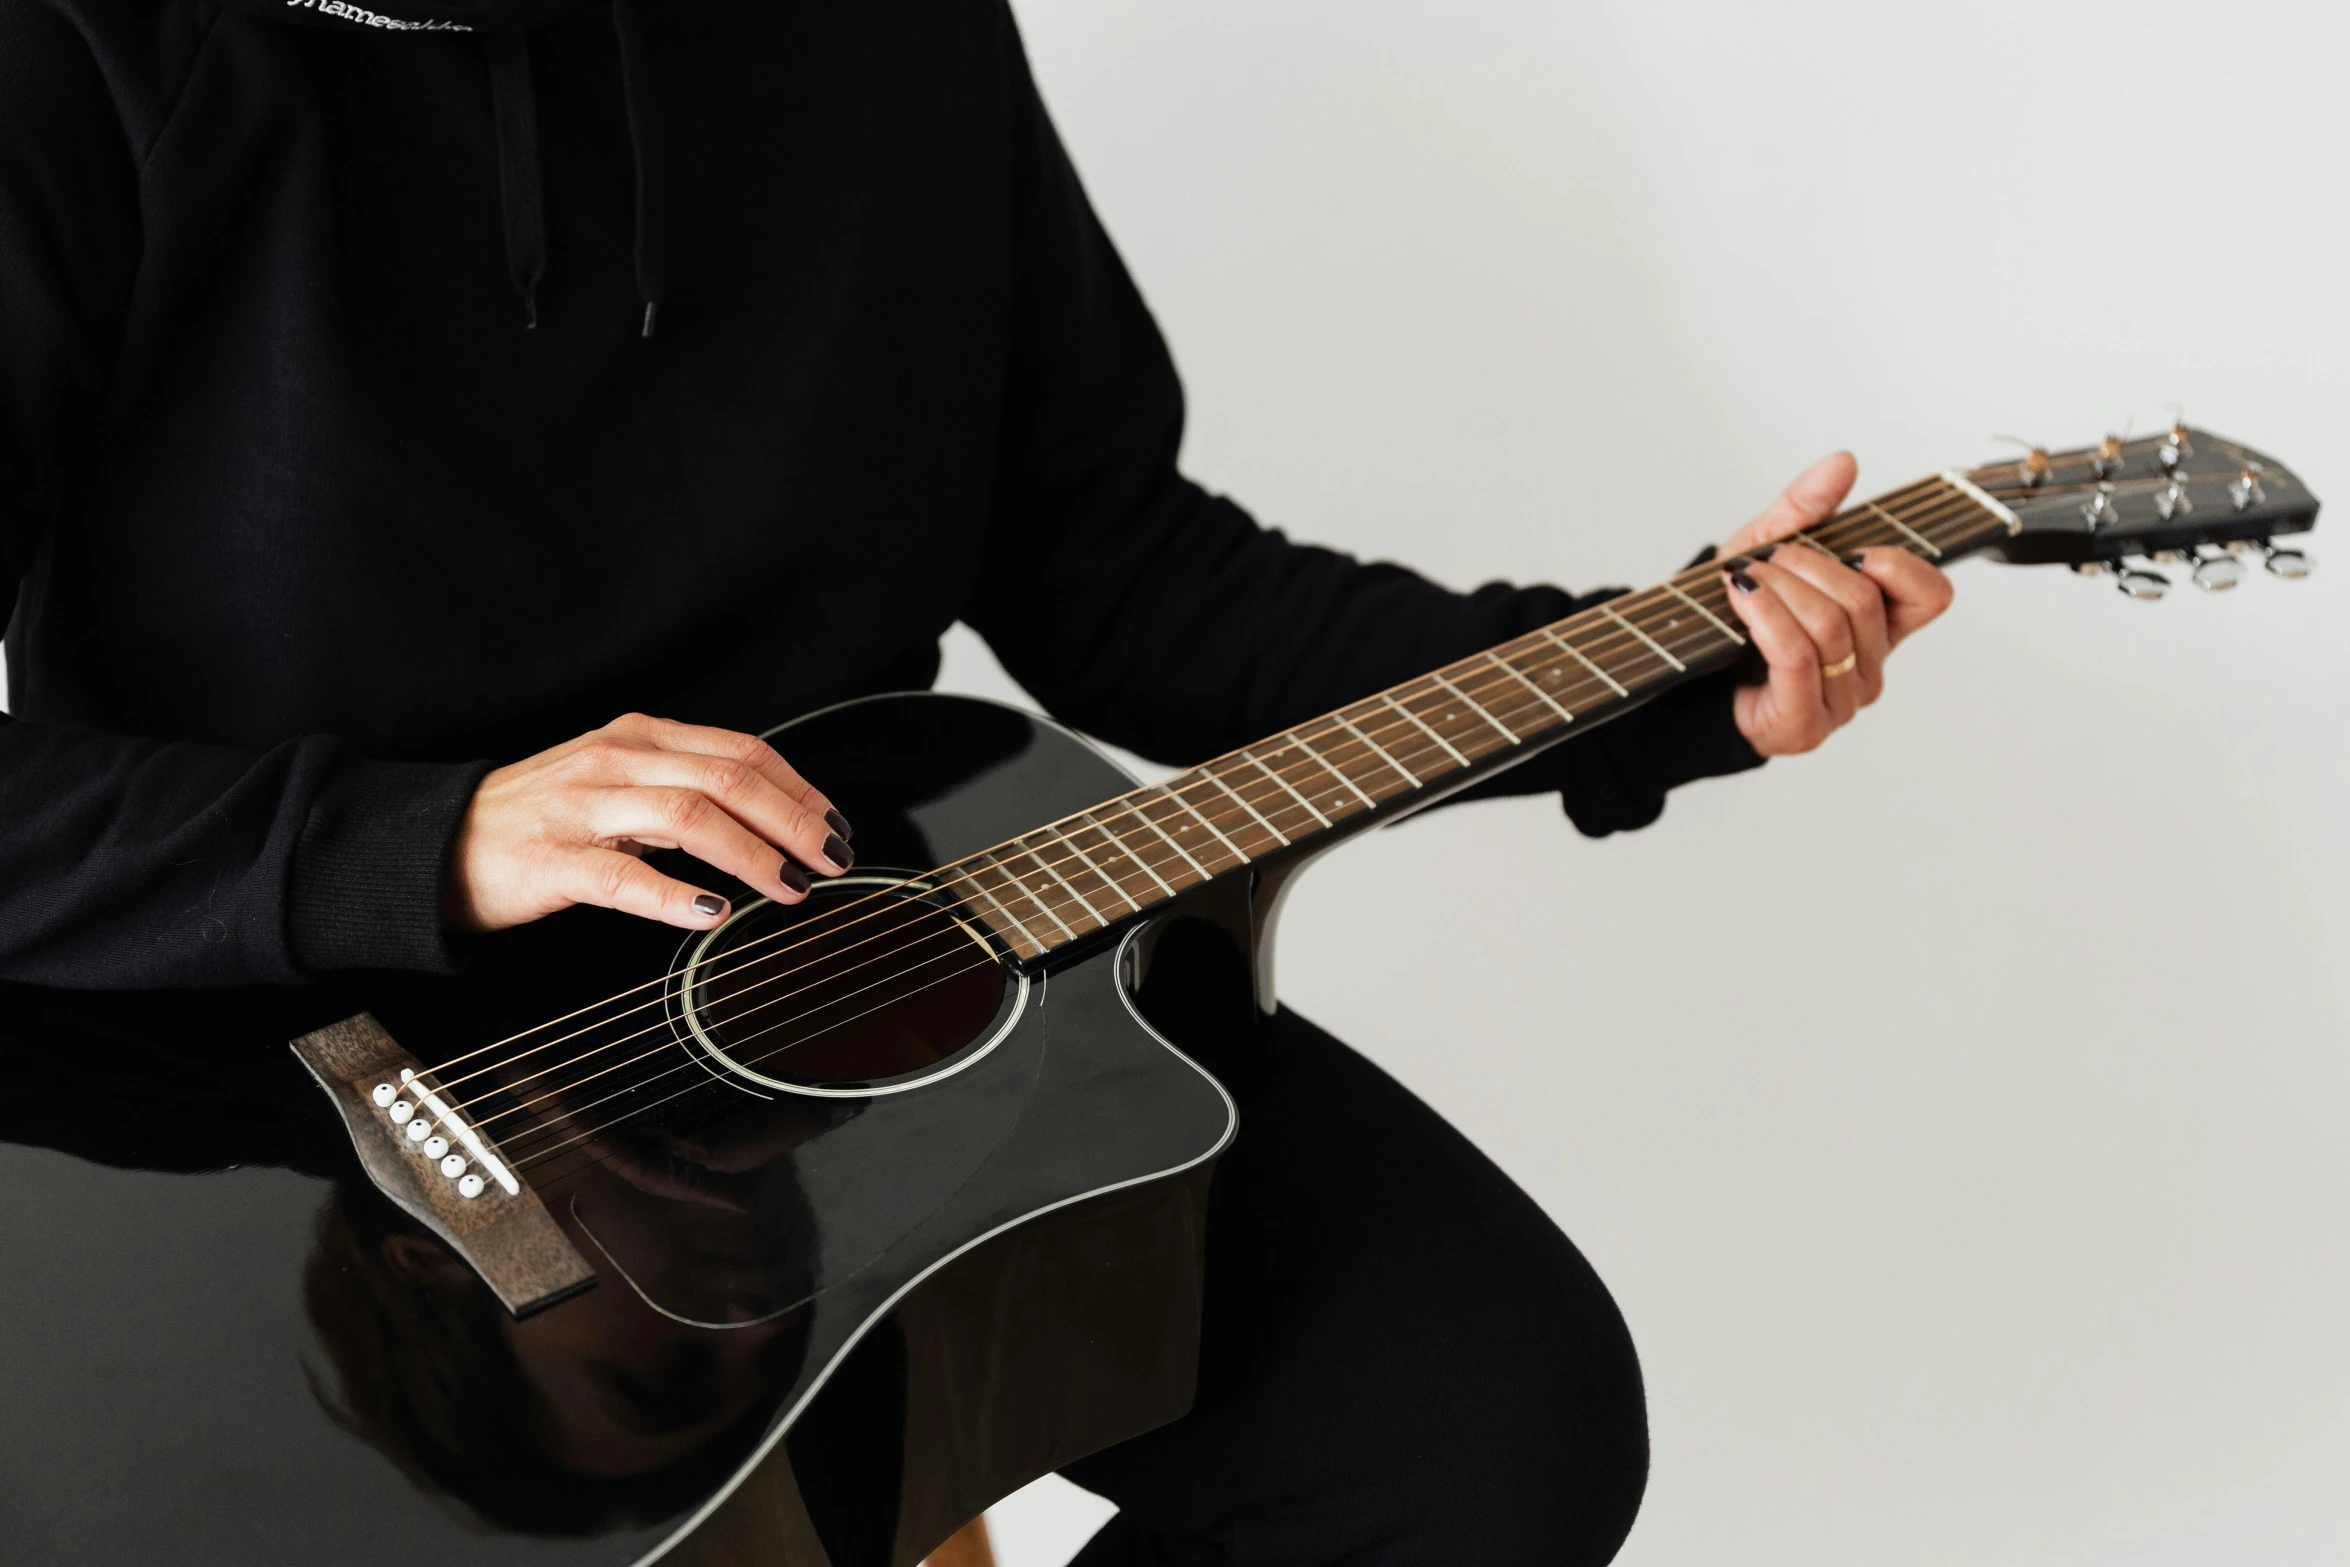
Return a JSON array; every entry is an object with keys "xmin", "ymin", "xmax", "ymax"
[{"xmin": 213, "ymin": 0, "xmax": 668, "ymax": 336}]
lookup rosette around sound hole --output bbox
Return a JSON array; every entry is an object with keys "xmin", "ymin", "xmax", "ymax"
[{"xmin": 678, "ymin": 876, "xmax": 1023, "ymax": 1096}]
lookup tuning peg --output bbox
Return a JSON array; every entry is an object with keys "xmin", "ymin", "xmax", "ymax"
[
  {"xmin": 2190, "ymin": 551, "xmax": 2245, "ymax": 592},
  {"xmin": 2080, "ymin": 482, "xmax": 2119, "ymax": 528},
  {"xmin": 2228, "ymin": 462, "xmax": 2266, "ymax": 512},
  {"xmin": 2152, "ymin": 476, "xmax": 2193, "ymax": 521},
  {"xmin": 2157, "ymin": 407, "xmax": 2193, "ymax": 474},
  {"xmin": 2261, "ymin": 541, "xmax": 2314, "ymax": 579},
  {"xmin": 1995, "ymin": 435, "xmax": 2052, "ymax": 488},
  {"xmin": 2114, "ymin": 562, "xmax": 2171, "ymax": 601},
  {"xmin": 2091, "ymin": 424, "xmax": 2131, "ymax": 479}
]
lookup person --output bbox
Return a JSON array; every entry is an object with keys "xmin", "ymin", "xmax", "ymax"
[{"xmin": 0, "ymin": 0, "xmax": 1952, "ymax": 1560}]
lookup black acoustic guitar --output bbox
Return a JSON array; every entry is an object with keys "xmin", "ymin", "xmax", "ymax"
[{"xmin": 0, "ymin": 428, "xmax": 2315, "ymax": 1566}]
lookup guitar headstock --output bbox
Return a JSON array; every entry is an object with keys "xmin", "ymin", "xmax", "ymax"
[{"xmin": 1969, "ymin": 424, "xmax": 2318, "ymax": 598}]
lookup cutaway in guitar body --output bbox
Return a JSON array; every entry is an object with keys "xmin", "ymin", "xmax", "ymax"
[{"xmin": 0, "ymin": 692, "xmax": 1238, "ymax": 1567}]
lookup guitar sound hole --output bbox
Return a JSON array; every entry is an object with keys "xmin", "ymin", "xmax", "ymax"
[{"xmin": 681, "ymin": 878, "xmax": 1017, "ymax": 1094}]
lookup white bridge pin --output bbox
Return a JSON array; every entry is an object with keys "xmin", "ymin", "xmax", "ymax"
[
  {"xmin": 371, "ymin": 1083, "xmax": 398, "ymax": 1108},
  {"xmin": 422, "ymin": 1135, "xmax": 449, "ymax": 1159},
  {"xmin": 441, "ymin": 1154, "xmax": 468, "ymax": 1179},
  {"xmin": 456, "ymin": 1173, "xmax": 486, "ymax": 1199},
  {"xmin": 387, "ymin": 1100, "xmax": 415, "ymax": 1125},
  {"xmin": 405, "ymin": 1117, "xmax": 432, "ymax": 1142}
]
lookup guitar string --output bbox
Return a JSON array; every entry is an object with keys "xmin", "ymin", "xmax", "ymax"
[
  {"xmin": 447, "ymin": 444, "xmax": 2215, "ymax": 1162},
  {"xmin": 462, "ymin": 499, "xmax": 1999, "ymax": 1177},
  {"xmin": 453, "ymin": 920, "xmax": 993, "ymax": 1142},
  {"xmin": 408, "ymin": 484, "xmax": 1984, "ymax": 1136},
  {"xmin": 451, "ymin": 451, "xmax": 2072, "ymax": 1089},
  {"xmin": 401, "ymin": 488, "xmax": 1991, "ymax": 1147},
  {"xmin": 414, "ymin": 473, "xmax": 1964, "ymax": 1093},
  {"xmin": 411, "ymin": 482, "xmax": 1990, "ymax": 1149}
]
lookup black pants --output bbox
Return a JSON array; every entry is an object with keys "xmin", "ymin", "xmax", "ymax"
[{"xmin": 1060, "ymin": 1005, "xmax": 1649, "ymax": 1565}]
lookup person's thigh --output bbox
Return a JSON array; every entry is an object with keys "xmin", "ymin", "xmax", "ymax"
[{"xmin": 1060, "ymin": 1003, "xmax": 1647, "ymax": 1566}]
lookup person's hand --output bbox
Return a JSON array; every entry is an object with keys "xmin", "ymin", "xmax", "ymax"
[
  {"xmin": 1715, "ymin": 452, "xmax": 1955, "ymax": 757},
  {"xmin": 444, "ymin": 713, "xmax": 854, "ymax": 934}
]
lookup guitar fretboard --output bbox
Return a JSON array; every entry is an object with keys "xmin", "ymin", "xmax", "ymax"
[{"xmin": 921, "ymin": 470, "xmax": 2020, "ymax": 962}]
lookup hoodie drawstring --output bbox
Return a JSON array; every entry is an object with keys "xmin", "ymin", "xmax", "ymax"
[
  {"xmin": 483, "ymin": 3, "xmax": 663, "ymax": 338},
  {"xmin": 484, "ymin": 34, "xmax": 546, "ymax": 331},
  {"xmin": 610, "ymin": 0, "xmax": 664, "ymax": 339}
]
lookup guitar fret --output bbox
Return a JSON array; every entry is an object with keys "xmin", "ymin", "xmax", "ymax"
[
  {"xmin": 1539, "ymin": 626, "xmax": 1627, "ymax": 698},
  {"xmin": 1663, "ymin": 581, "xmax": 1745, "ymax": 645},
  {"xmin": 1052, "ymin": 823, "xmax": 1142, "ymax": 914},
  {"xmin": 1083, "ymin": 810, "xmax": 1176, "ymax": 899},
  {"xmin": 927, "ymin": 459, "xmax": 2040, "ymax": 970},
  {"xmin": 1293, "ymin": 729, "xmax": 1380, "ymax": 808},
  {"xmin": 1202, "ymin": 763, "xmax": 1292, "ymax": 846},
  {"xmin": 1130, "ymin": 798, "xmax": 1211, "ymax": 879},
  {"xmin": 1243, "ymin": 745, "xmax": 1333, "ymax": 828},
  {"xmin": 1603, "ymin": 604, "xmax": 1686, "ymax": 673},
  {"xmin": 1433, "ymin": 672, "xmax": 1520, "ymax": 746},
  {"xmin": 986, "ymin": 852, "xmax": 1077, "ymax": 942},
  {"xmin": 1381, "ymin": 693, "xmax": 1470, "ymax": 768},
  {"xmin": 1166, "ymin": 784, "xmax": 1251, "ymax": 865},
  {"xmin": 1866, "ymin": 499, "xmax": 1944, "ymax": 557},
  {"xmin": 1485, "ymin": 649, "xmax": 1574, "ymax": 726},
  {"xmin": 1334, "ymin": 715, "xmax": 1420, "ymax": 791},
  {"xmin": 959, "ymin": 865, "xmax": 1046, "ymax": 956},
  {"xmin": 1020, "ymin": 845, "xmax": 1104, "ymax": 926}
]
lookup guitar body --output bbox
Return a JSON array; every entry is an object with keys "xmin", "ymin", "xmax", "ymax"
[{"xmin": 0, "ymin": 694, "xmax": 1240, "ymax": 1567}]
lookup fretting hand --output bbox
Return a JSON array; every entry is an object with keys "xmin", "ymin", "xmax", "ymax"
[
  {"xmin": 1716, "ymin": 452, "xmax": 1955, "ymax": 757},
  {"xmin": 443, "ymin": 713, "xmax": 853, "ymax": 934}
]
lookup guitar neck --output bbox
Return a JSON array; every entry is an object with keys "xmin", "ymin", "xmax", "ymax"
[{"xmin": 929, "ymin": 468, "xmax": 2023, "ymax": 963}]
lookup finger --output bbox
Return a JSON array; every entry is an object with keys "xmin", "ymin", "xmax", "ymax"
[
  {"xmin": 1721, "ymin": 451, "xmax": 1859, "ymax": 556},
  {"xmin": 1767, "ymin": 543, "xmax": 1891, "ymax": 706},
  {"xmin": 622, "ymin": 747, "xmax": 848, "ymax": 878},
  {"xmin": 561, "ymin": 844, "xmax": 738, "ymax": 930},
  {"xmin": 609, "ymin": 714, "xmax": 853, "ymax": 847},
  {"xmin": 592, "ymin": 786, "xmax": 820, "ymax": 904},
  {"xmin": 1855, "ymin": 548, "xmax": 1956, "ymax": 646},
  {"xmin": 1720, "ymin": 566, "xmax": 1831, "ymax": 755},
  {"xmin": 1744, "ymin": 560, "xmax": 1861, "ymax": 728}
]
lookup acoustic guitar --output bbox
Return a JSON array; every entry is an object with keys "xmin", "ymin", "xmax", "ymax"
[{"xmin": 0, "ymin": 427, "xmax": 2315, "ymax": 1566}]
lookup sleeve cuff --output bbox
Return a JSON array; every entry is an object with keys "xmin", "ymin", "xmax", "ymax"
[
  {"xmin": 1557, "ymin": 668, "xmax": 1764, "ymax": 837},
  {"xmin": 1447, "ymin": 661, "xmax": 1764, "ymax": 837},
  {"xmin": 285, "ymin": 756, "xmax": 495, "ymax": 975}
]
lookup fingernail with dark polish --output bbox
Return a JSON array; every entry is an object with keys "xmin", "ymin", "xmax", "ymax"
[
  {"xmin": 824, "ymin": 808, "xmax": 854, "ymax": 842},
  {"xmin": 1723, "ymin": 555, "xmax": 1752, "ymax": 571},
  {"xmin": 692, "ymin": 894, "xmax": 728, "ymax": 918},
  {"xmin": 1751, "ymin": 543, "xmax": 1779, "ymax": 561},
  {"xmin": 1842, "ymin": 552, "xmax": 1867, "ymax": 569},
  {"xmin": 822, "ymin": 834, "xmax": 855, "ymax": 872},
  {"xmin": 777, "ymin": 861, "xmax": 811, "ymax": 896},
  {"xmin": 1729, "ymin": 569, "xmax": 1759, "ymax": 593}
]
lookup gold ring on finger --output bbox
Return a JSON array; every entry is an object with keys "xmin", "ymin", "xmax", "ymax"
[{"xmin": 1820, "ymin": 652, "xmax": 1858, "ymax": 679}]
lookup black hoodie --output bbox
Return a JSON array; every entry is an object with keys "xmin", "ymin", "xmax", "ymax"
[{"xmin": 0, "ymin": 0, "xmax": 1759, "ymax": 990}]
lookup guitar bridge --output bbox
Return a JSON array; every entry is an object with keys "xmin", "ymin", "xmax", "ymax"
[{"xmin": 291, "ymin": 1013, "xmax": 596, "ymax": 1318}]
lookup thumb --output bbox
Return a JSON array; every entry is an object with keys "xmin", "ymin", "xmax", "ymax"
[{"xmin": 1722, "ymin": 451, "xmax": 1858, "ymax": 555}]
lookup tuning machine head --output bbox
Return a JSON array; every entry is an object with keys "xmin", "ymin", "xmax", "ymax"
[
  {"xmin": 2229, "ymin": 462, "xmax": 2268, "ymax": 513},
  {"xmin": 1996, "ymin": 435, "xmax": 2053, "ymax": 489},
  {"xmin": 2193, "ymin": 552, "xmax": 2245, "ymax": 592},
  {"xmin": 2080, "ymin": 482, "xmax": 2120, "ymax": 528},
  {"xmin": 2090, "ymin": 425, "xmax": 2132, "ymax": 480},
  {"xmin": 2113, "ymin": 560, "xmax": 2172, "ymax": 601},
  {"xmin": 2156, "ymin": 407, "xmax": 2193, "ymax": 475},
  {"xmin": 2262, "ymin": 540, "xmax": 2314, "ymax": 579}
]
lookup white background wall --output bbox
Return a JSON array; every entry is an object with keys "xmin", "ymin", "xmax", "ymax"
[{"xmin": 951, "ymin": 2, "xmax": 2350, "ymax": 1562}]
